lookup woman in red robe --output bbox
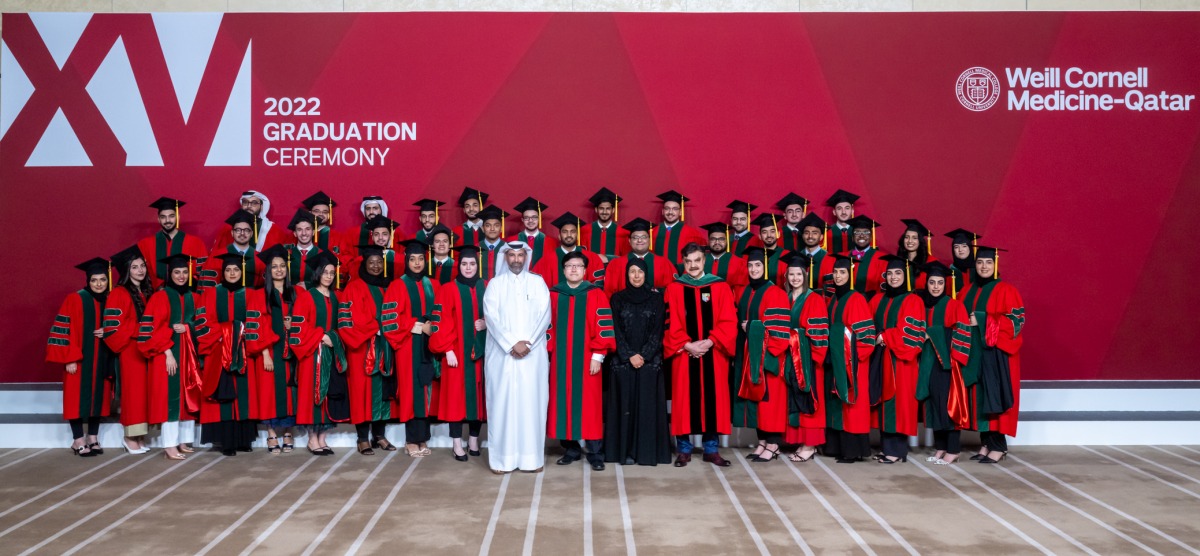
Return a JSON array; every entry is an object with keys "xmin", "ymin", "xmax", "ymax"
[
  {"xmin": 195, "ymin": 253, "xmax": 271, "ymax": 456},
  {"xmin": 961, "ymin": 247, "xmax": 1025, "ymax": 464},
  {"xmin": 47, "ymin": 257, "xmax": 114, "ymax": 457},
  {"xmin": 291, "ymin": 252, "xmax": 346, "ymax": 455},
  {"xmin": 339, "ymin": 246, "xmax": 400, "ymax": 455},
  {"xmin": 138, "ymin": 254, "xmax": 201, "ymax": 460},
  {"xmin": 915, "ymin": 262, "xmax": 972, "ymax": 465},
  {"xmin": 104, "ymin": 246, "xmax": 154, "ymax": 454},
  {"xmin": 823, "ymin": 255, "xmax": 877, "ymax": 464},
  {"xmin": 383, "ymin": 240, "xmax": 441, "ymax": 457},
  {"xmin": 895, "ymin": 219, "xmax": 937, "ymax": 291},
  {"xmin": 867, "ymin": 255, "xmax": 927, "ymax": 464},
  {"xmin": 733, "ymin": 247, "xmax": 792, "ymax": 463},
  {"xmin": 781, "ymin": 253, "xmax": 829, "ymax": 462},
  {"xmin": 251, "ymin": 245, "xmax": 299, "ymax": 454},
  {"xmin": 430, "ymin": 246, "xmax": 487, "ymax": 461}
]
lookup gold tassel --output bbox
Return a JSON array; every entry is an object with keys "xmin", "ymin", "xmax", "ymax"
[
  {"xmin": 926, "ymin": 231, "xmax": 932, "ymax": 258},
  {"xmin": 328, "ymin": 199, "xmax": 333, "ymax": 228},
  {"xmin": 681, "ymin": 197, "xmax": 685, "ymax": 222},
  {"xmin": 107, "ymin": 261, "xmax": 112, "ymax": 292},
  {"xmin": 336, "ymin": 259, "xmax": 341, "ymax": 290},
  {"xmin": 802, "ymin": 200, "xmax": 807, "ymax": 217},
  {"xmin": 822, "ymin": 224, "xmax": 828, "ymax": 250},
  {"xmin": 871, "ymin": 221, "xmax": 876, "ymax": 250},
  {"xmin": 771, "ymin": 213, "xmax": 777, "ymax": 234},
  {"xmin": 537, "ymin": 203, "xmax": 542, "ymax": 229},
  {"xmin": 175, "ymin": 199, "xmax": 180, "ymax": 228},
  {"xmin": 384, "ymin": 250, "xmax": 389, "ymax": 278},
  {"xmin": 501, "ymin": 217, "xmax": 505, "ymax": 238},
  {"xmin": 188, "ymin": 257, "xmax": 193, "ymax": 287},
  {"xmin": 253, "ymin": 217, "xmax": 259, "ymax": 245},
  {"xmin": 905, "ymin": 260, "xmax": 911, "ymax": 292},
  {"xmin": 995, "ymin": 249, "xmax": 999, "ymax": 279},
  {"xmin": 972, "ymin": 233, "xmax": 978, "ymax": 258},
  {"xmin": 428, "ymin": 246, "xmax": 433, "ymax": 276},
  {"xmin": 808, "ymin": 257, "xmax": 814, "ymax": 290},
  {"xmin": 241, "ymin": 257, "xmax": 246, "ymax": 287},
  {"xmin": 314, "ymin": 214, "xmax": 319, "ymax": 244},
  {"xmin": 850, "ymin": 261, "xmax": 855, "ymax": 290},
  {"xmin": 951, "ymin": 270, "xmax": 957, "ymax": 300},
  {"xmin": 614, "ymin": 196, "xmax": 619, "ymax": 223},
  {"xmin": 389, "ymin": 221, "xmax": 394, "ymax": 249}
]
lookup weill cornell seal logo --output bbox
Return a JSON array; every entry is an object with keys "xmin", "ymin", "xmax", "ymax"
[{"xmin": 956, "ymin": 67, "xmax": 1001, "ymax": 111}]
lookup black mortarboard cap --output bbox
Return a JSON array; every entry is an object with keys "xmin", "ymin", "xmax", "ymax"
[
  {"xmin": 458, "ymin": 187, "xmax": 489, "ymax": 207},
  {"xmin": 750, "ymin": 213, "xmax": 782, "ymax": 229},
  {"xmin": 699, "ymin": 222, "xmax": 728, "ymax": 236},
  {"xmin": 726, "ymin": 200, "xmax": 758, "ymax": 214},
  {"xmin": 655, "ymin": 190, "xmax": 689, "ymax": 204},
  {"xmin": 256, "ymin": 244, "xmax": 289, "ymax": 266},
  {"xmin": 782, "ymin": 251, "xmax": 811, "ymax": 269},
  {"xmin": 551, "ymin": 212, "xmax": 582, "ymax": 230},
  {"xmin": 413, "ymin": 199, "xmax": 446, "ymax": 212},
  {"xmin": 477, "ymin": 205, "xmax": 508, "ymax": 222},
  {"xmin": 513, "ymin": 197, "xmax": 549, "ymax": 213},
  {"xmin": 847, "ymin": 216, "xmax": 881, "ymax": 230},
  {"xmin": 825, "ymin": 189, "xmax": 860, "ymax": 207},
  {"xmin": 162, "ymin": 254, "xmax": 192, "ymax": 271},
  {"xmin": 75, "ymin": 257, "xmax": 109, "ymax": 276},
  {"xmin": 923, "ymin": 261, "xmax": 952, "ymax": 279},
  {"xmin": 944, "ymin": 228, "xmax": 981, "ymax": 245},
  {"xmin": 797, "ymin": 212, "xmax": 826, "ymax": 232},
  {"xmin": 300, "ymin": 191, "xmax": 336, "ymax": 210},
  {"xmin": 901, "ymin": 218, "xmax": 931, "ymax": 237},
  {"xmin": 880, "ymin": 254, "xmax": 910, "ymax": 271},
  {"xmin": 775, "ymin": 193, "xmax": 809, "ymax": 211},
  {"xmin": 622, "ymin": 217, "xmax": 653, "ymax": 233},
  {"xmin": 832, "ymin": 254, "xmax": 854, "ymax": 270},
  {"xmin": 110, "ymin": 245, "xmax": 144, "ymax": 269},
  {"xmin": 288, "ymin": 209, "xmax": 316, "ymax": 231},
  {"xmin": 588, "ymin": 188, "xmax": 621, "ymax": 206},
  {"xmin": 225, "ymin": 209, "xmax": 256, "ymax": 227},
  {"xmin": 400, "ymin": 239, "xmax": 428, "ymax": 256},
  {"xmin": 148, "ymin": 197, "xmax": 184, "ymax": 212},
  {"xmin": 214, "ymin": 252, "xmax": 250, "ymax": 269}
]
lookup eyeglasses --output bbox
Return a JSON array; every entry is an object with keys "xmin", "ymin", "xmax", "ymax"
[
  {"xmin": 563, "ymin": 264, "xmax": 587, "ymax": 270},
  {"xmin": 232, "ymin": 228, "xmax": 252, "ymax": 234},
  {"xmin": 521, "ymin": 216, "xmax": 539, "ymax": 222},
  {"xmin": 852, "ymin": 230, "xmax": 872, "ymax": 236}
]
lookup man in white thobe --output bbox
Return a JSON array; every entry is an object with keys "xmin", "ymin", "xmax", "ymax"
[{"xmin": 484, "ymin": 242, "xmax": 552, "ymax": 473}]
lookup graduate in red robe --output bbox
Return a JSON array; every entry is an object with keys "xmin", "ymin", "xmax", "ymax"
[
  {"xmin": 775, "ymin": 193, "xmax": 810, "ymax": 253},
  {"xmin": 343, "ymin": 215, "xmax": 401, "ymax": 284},
  {"xmin": 825, "ymin": 189, "xmax": 860, "ymax": 256},
  {"xmin": 383, "ymin": 240, "xmax": 441, "ymax": 457},
  {"xmin": 795, "ymin": 213, "xmax": 837, "ymax": 298},
  {"xmin": 137, "ymin": 254, "xmax": 201, "ymax": 460},
  {"xmin": 426, "ymin": 225, "xmax": 459, "ymax": 285},
  {"xmin": 533, "ymin": 212, "xmax": 606, "ymax": 290},
  {"xmin": 301, "ymin": 190, "xmax": 353, "ymax": 263},
  {"xmin": 48, "ymin": 257, "xmax": 114, "ymax": 457},
  {"xmin": 195, "ymin": 253, "xmax": 269, "ymax": 456},
  {"xmin": 896, "ymin": 219, "xmax": 938, "ymax": 291},
  {"xmin": 199, "ymin": 210, "xmax": 262, "ymax": 291},
  {"xmin": 412, "ymin": 198, "xmax": 447, "ymax": 244},
  {"xmin": 454, "ymin": 187, "xmax": 489, "ymax": 247},
  {"xmin": 474, "ymin": 207, "xmax": 510, "ymax": 281},
  {"xmin": 430, "ymin": 245, "xmax": 488, "ymax": 461},
  {"xmin": 209, "ymin": 191, "xmax": 288, "ymax": 254},
  {"xmin": 847, "ymin": 216, "xmax": 887, "ymax": 300},
  {"xmin": 282, "ymin": 208, "xmax": 333, "ymax": 286},
  {"xmin": 725, "ymin": 200, "xmax": 763, "ymax": 256},
  {"xmin": 663, "ymin": 244, "xmax": 739, "ymax": 467},
  {"xmin": 345, "ymin": 195, "xmax": 405, "ymax": 260},
  {"xmin": 339, "ymin": 245, "xmax": 400, "ymax": 455},
  {"xmin": 104, "ymin": 245, "xmax": 154, "ymax": 454},
  {"xmin": 252, "ymin": 245, "xmax": 299, "ymax": 454},
  {"xmin": 699, "ymin": 222, "xmax": 749, "ymax": 299},
  {"xmin": 137, "ymin": 197, "xmax": 208, "ymax": 289},
  {"xmin": 506, "ymin": 197, "xmax": 559, "ymax": 268},
  {"xmin": 868, "ymin": 255, "xmax": 927, "ymax": 464},
  {"xmin": 960, "ymin": 247, "xmax": 1025, "ymax": 464},
  {"xmin": 779, "ymin": 253, "xmax": 830, "ymax": 462},
  {"xmin": 580, "ymin": 187, "xmax": 630, "ymax": 261},
  {"xmin": 915, "ymin": 262, "xmax": 972, "ymax": 465},
  {"xmin": 547, "ymin": 251, "xmax": 616, "ymax": 470},
  {"xmin": 823, "ymin": 255, "xmax": 877, "ymax": 463},
  {"xmin": 604, "ymin": 218, "xmax": 676, "ymax": 297},
  {"xmin": 748, "ymin": 213, "xmax": 791, "ymax": 288},
  {"xmin": 946, "ymin": 228, "xmax": 981, "ymax": 296},
  {"xmin": 290, "ymin": 251, "xmax": 346, "ymax": 455},
  {"xmin": 652, "ymin": 190, "xmax": 707, "ymax": 268},
  {"xmin": 732, "ymin": 247, "xmax": 792, "ymax": 463}
]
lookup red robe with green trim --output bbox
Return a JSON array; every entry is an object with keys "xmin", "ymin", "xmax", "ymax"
[
  {"xmin": 729, "ymin": 230, "xmax": 764, "ymax": 257},
  {"xmin": 281, "ymin": 244, "xmax": 331, "ymax": 285},
  {"xmin": 731, "ymin": 282, "xmax": 792, "ymax": 432},
  {"xmin": 138, "ymin": 231, "xmax": 208, "ymax": 289},
  {"xmin": 506, "ymin": 230, "xmax": 559, "ymax": 269},
  {"xmin": 137, "ymin": 288, "xmax": 200, "ymax": 423},
  {"xmin": 195, "ymin": 285, "xmax": 270, "ymax": 424},
  {"xmin": 198, "ymin": 245, "xmax": 261, "ymax": 291},
  {"xmin": 824, "ymin": 288, "xmax": 876, "ymax": 434},
  {"xmin": 916, "ymin": 295, "xmax": 972, "ymax": 432},
  {"xmin": 868, "ymin": 291, "xmax": 927, "ymax": 436},
  {"xmin": 344, "ymin": 222, "xmax": 404, "ymax": 261},
  {"xmin": 663, "ymin": 275, "xmax": 738, "ymax": 436},
  {"xmin": 783, "ymin": 290, "xmax": 830, "ymax": 444},
  {"xmin": 456, "ymin": 222, "xmax": 485, "ymax": 247},
  {"xmin": 430, "ymin": 279, "xmax": 488, "ymax": 423},
  {"xmin": 827, "ymin": 223, "xmax": 853, "ymax": 255},
  {"xmin": 338, "ymin": 279, "xmax": 398, "ymax": 423},
  {"xmin": 291, "ymin": 286, "xmax": 342, "ymax": 425},
  {"xmin": 315, "ymin": 225, "xmax": 353, "ymax": 264},
  {"xmin": 104, "ymin": 287, "xmax": 150, "ymax": 428},
  {"xmin": 741, "ymin": 248, "xmax": 790, "ymax": 289},
  {"xmin": 961, "ymin": 280, "xmax": 1025, "ymax": 437},
  {"xmin": 579, "ymin": 221, "xmax": 629, "ymax": 260},
  {"xmin": 478, "ymin": 241, "xmax": 504, "ymax": 283},
  {"xmin": 546, "ymin": 284, "xmax": 616, "ymax": 441},
  {"xmin": 849, "ymin": 248, "xmax": 888, "ymax": 300},
  {"xmin": 428, "ymin": 257, "xmax": 458, "ymax": 286},
  {"xmin": 47, "ymin": 290, "xmax": 113, "ymax": 420},
  {"xmin": 211, "ymin": 221, "xmax": 288, "ymax": 255},
  {"xmin": 603, "ymin": 253, "xmax": 676, "ymax": 298},
  {"xmin": 652, "ymin": 222, "xmax": 706, "ymax": 267},
  {"xmin": 250, "ymin": 287, "xmax": 297, "ymax": 421},
  {"xmin": 705, "ymin": 252, "xmax": 748, "ymax": 300},
  {"xmin": 533, "ymin": 247, "xmax": 606, "ymax": 291},
  {"xmin": 383, "ymin": 275, "xmax": 440, "ymax": 422}
]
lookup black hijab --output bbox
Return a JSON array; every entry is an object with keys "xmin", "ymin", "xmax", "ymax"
[
  {"xmin": 614, "ymin": 256, "xmax": 655, "ymax": 304},
  {"xmin": 358, "ymin": 255, "xmax": 392, "ymax": 288}
]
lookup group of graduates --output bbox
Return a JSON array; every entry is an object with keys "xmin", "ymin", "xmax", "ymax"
[{"xmin": 48, "ymin": 185, "xmax": 1025, "ymax": 468}]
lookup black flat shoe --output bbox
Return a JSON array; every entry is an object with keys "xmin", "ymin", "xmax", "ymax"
[
  {"xmin": 453, "ymin": 448, "xmax": 469, "ymax": 462},
  {"xmin": 835, "ymin": 457, "xmax": 859, "ymax": 464},
  {"xmin": 308, "ymin": 446, "xmax": 329, "ymax": 456},
  {"xmin": 320, "ymin": 447, "xmax": 335, "ymax": 455},
  {"xmin": 556, "ymin": 455, "xmax": 579, "ymax": 465},
  {"xmin": 221, "ymin": 448, "xmax": 237, "ymax": 457},
  {"xmin": 877, "ymin": 455, "xmax": 907, "ymax": 464},
  {"xmin": 590, "ymin": 461, "xmax": 605, "ymax": 471},
  {"xmin": 469, "ymin": 449, "xmax": 481, "ymax": 457}
]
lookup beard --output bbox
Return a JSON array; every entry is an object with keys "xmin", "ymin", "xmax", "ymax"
[{"xmin": 507, "ymin": 261, "xmax": 523, "ymax": 274}]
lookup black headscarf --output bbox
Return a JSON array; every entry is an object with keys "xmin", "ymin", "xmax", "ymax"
[
  {"xmin": 456, "ymin": 257, "xmax": 481, "ymax": 287},
  {"xmin": 86, "ymin": 274, "xmax": 110, "ymax": 304},
  {"xmin": 358, "ymin": 255, "xmax": 392, "ymax": 288},
  {"xmin": 404, "ymin": 254, "xmax": 425, "ymax": 282},
  {"xmin": 614, "ymin": 256, "xmax": 655, "ymax": 304}
]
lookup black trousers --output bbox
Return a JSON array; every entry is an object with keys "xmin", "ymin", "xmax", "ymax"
[
  {"xmin": 69, "ymin": 417, "xmax": 101, "ymax": 439},
  {"xmin": 881, "ymin": 432, "xmax": 909, "ymax": 459},
  {"xmin": 355, "ymin": 421, "xmax": 387, "ymax": 443},
  {"xmin": 405, "ymin": 418, "xmax": 431, "ymax": 444},
  {"xmin": 981, "ymin": 431, "xmax": 1008, "ymax": 453},
  {"xmin": 933, "ymin": 430, "xmax": 962, "ymax": 454},
  {"xmin": 756, "ymin": 429, "xmax": 782, "ymax": 445},
  {"xmin": 561, "ymin": 440, "xmax": 604, "ymax": 463},
  {"xmin": 448, "ymin": 420, "xmax": 483, "ymax": 439},
  {"xmin": 824, "ymin": 429, "xmax": 870, "ymax": 460}
]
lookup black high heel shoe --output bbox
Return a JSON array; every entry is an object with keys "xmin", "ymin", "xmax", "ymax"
[
  {"xmin": 877, "ymin": 455, "xmax": 907, "ymax": 464},
  {"xmin": 978, "ymin": 451, "xmax": 1007, "ymax": 464},
  {"xmin": 969, "ymin": 452, "xmax": 987, "ymax": 461},
  {"xmin": 751, "ymin": 447, "xmax": 780, "ymax": 463},
  {"xmin": 452, "ymin": 447, "xmax": 469, "ymax": 462},
  {"xmin": 372, "ymin": 437, "xmax": 398, "ymax": 452}
]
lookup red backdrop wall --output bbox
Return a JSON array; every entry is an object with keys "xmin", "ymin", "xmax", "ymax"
[{"xmin": 2, "ymin": 11, "xmax": 1198, "ymax": 382}]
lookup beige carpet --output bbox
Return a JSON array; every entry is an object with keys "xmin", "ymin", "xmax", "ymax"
[{"xmin": 0, "ymin": 445, "xmax": 1197, "ymax": 555}]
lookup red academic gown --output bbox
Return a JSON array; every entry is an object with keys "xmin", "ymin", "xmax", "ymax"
[
  {"xmin": 960, "ymin": 280, "xmax": 1025, "ymax": 437},
  {"xmin": 195, "ymin": 285, "xmax": 271, "ymax": 425},
  {"xmin": 250, "ymin": 287, "xmax": 296, "ymax": 421},
  {"xmin": 210, "ymin": 222, "xmax": 288, "ymax": 255},
  {"xmin": 731, "ymin": 282, "xmax": 792, "ymax": 433},
  {"xmin": 824, "ymin": 288, "xmax": 876, "ymax": 434},
  {"xmin": 383, "ymin": 275, "xmax": 440, "ymax": 422},
  {"xmin": 103, "ymin": 287, "xmax": 150, "ymax": 429},
  {"xmin": 546, "ymin": 284, "xmax": 616, "ymax": 441},
  {"xmin": 47, "ymin": 290, "xmax": 113, "ymax": 420},
  {"xmin": 741, "ymin": 248, "xmax": 790, "ymax": 290},
  {"xmin": 603, "ymin": 253, "xmax": 676, "ymax": 298},
  {"xmin": 138, "ymin": 231, "xmax": 208, "ymax": 289},
  {"xmin": 137, "ymin": 287, "xmax": 201, "ymax": 424},
  {"xmin": 705, "ymin": 252, "xmax": 748, "ymax": 300},
  {"xmin": 428, "ymin": 258, "xmax": 458, "ymax": 286},
  {"xmin": 662, "ymin": 275, "xmax": 739, "ymax": 436},
  {"xmin": 506, "ymin": 230, "xmax": 559, "ymax": 269},
  {"xmin": 784, "ymin": 290, "xmax": 830, "ymax": 445},
  {"xmin": 779, "ymin": 226, "xmax": 802, "ymax": 253},
  {"xmin": 849, "ymin": 248, "xmax": 888, "ymax": 300},
  {"xmin": 456, "ymin": 222, "xmax": 485, "ymax": 247},
  {"xmin": 827, "ymin": 223, "xmax": 853, "ymax": 255},
  {"xmin": 344, "ymin": 222, "xmax": 405, "ymax": 261},
  {"xmin": 868, "ymin": 291, "xmax": 927, "ymax": 436},
  {"xmin": 729, "ymin": 231, "xmax": 764, "ymax": 257},
  {"xmin": 198, "ymin": 245, "xmax": 262, "ymax": 291},
  {"xmin": 533, "ymin": 247, "xmax": 607, "ymax": 291},
  {"xmin": 338, "ymin": 279, "xmax": 399, "ymax": 423},
  {"xmin": 580, "ymin": 221, "xmax": 630, "ymax": 259},
  {"xmin": 477, "ymin": 242, "xmax": 504, "ymax": 283},
  {"xmin": 652, "ymin": 222, "xmax": 706, "ymax": 267},
  {"xmin": 315, "ymin": 225, "xmax": 353, "ymax": 264},
  {"xmin": 291, "ymin": 286, "xmax": 342, "ymax": 426},
  {"xmin": 429, "ymin": 279, "xmax": 487, "ymax": 423},
  {"xmin": 917, "ymin": 295, "xmax": 972, "ymax": 432}
]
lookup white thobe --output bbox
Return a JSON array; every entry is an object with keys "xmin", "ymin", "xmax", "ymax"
[{"xmin": 483, "ymin": 264, "xmax": 552, "ymax": 472}]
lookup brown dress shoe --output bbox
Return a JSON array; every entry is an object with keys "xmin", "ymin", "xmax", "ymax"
[
  {"xmin": 673, "ymin": 453, "xmax": 691, "ymax": 467},
  {"xmin": 703, "ymin": 453, "xmax": 732, "ymax": 467}
]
